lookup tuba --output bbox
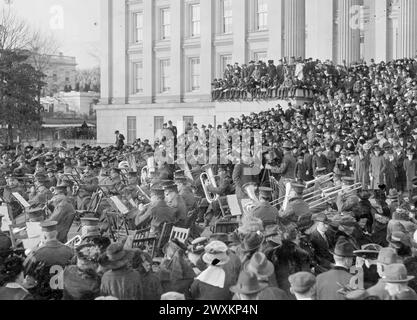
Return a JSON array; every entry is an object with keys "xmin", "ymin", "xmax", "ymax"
[
  {"xmin": 200, "ymin": 165, "xmax": 219, "ymax": 203},
  {"xmin": 65, "ymin": 235, "xmax": 82, "ymax": 249},
  {"xmin": 242, "ymin": 182, "xmax": 261, "ymax": 213}
]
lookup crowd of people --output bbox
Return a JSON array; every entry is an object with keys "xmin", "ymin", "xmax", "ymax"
[{"xmin": 0, "ymin": 56, "xmax": 416, "ymax": 300}]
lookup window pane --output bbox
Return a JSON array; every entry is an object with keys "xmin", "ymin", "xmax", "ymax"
[
  {"xmin": 161, "ymin": 59, "xmax": 171, "ymax": 92},
  {"xmin": 223, "ymin": 0, "xmax": 232, "ymax": 34},
  {"xmin": 134, "ymin": 62, "xmax": 143, "ymax": 94},
  {"xmin": 162, "ymin": 9, "xmax": 171, "ymax": 39},
  {"xmin": 127, "ymin": 117, "xmax": 137, "ymax": 144},
  {"xmin": 135, "ymin": 13, "xmax": 143, "ymax": 42},
  {"xmin": 191, "ymin": 4, "xmax": 200, "ymax": 36},
  {"xmin": 190, "ymin": 58, "xmax": 200, "ymax": 91},
  {"xmin": 154, "ymin": 116, "xmax": 164, "ymax": 135},
  {"xmin": 257, "ymin": 0, "xmax": 268, "ymax": 31}
]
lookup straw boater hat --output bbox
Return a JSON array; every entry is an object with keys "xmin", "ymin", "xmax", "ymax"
[{"xmin": 202, "ymin": 241, "xmax": 230, "ymax": 266}]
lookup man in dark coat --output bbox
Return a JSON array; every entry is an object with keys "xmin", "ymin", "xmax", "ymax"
[
  {"xmin": 309, "ymin": 213, "xmax": 334, "ymax": 273},
  {"xmin": 315, "ymin": 240, "xmax": 354, "ymax": 300}
]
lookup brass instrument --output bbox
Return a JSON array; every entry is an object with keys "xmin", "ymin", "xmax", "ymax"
[
  {"xmin": 65, "ymin": 235, "xmax": 82, "ymax": 248},
  {"xmin": 136, "ymin": 185, "xmax": 151, "ymax": 202},
  {"xmin": 308, "ymin": 183, "xmax": 363, "ymax": 209},
  {"xmin": 305, "ymin": 173, "xmax": 334, "ymax": 188},
  {"xmin": 141, "ymin": 166, "xmax": 149, "ymax": 185},
  {"xmin": 200, "ymin": 165, "xmax": 220, "ymax": 203}
]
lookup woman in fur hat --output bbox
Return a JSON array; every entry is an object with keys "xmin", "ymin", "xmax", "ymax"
[{"xmin": 63, "ymin": 244, "xmax": 101, "ymax": 300}]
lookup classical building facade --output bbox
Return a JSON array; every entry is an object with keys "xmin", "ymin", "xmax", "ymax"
[{"xmin": 97, "ymin": 0, "xmax": 417, "ymax": 144}]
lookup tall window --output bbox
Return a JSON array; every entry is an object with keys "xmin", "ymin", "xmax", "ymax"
[
  {"xmin": 191, "ymin": 4, "xmax": 200, "ymax": 37},
  {"xmin": 160, "ymin": 59, "xmax": 171, "ymax": 93},
  {"xmin": 256, "ymin": 0, "xmax": 268, "ymax": 31},
  {"xmin": 127, "ymin": 117, "xmax": 137, "ymax": 144},
  {"xmin": 222, "ymin": 0, "xmax": 232, "ymax": 34},
  {"xmin": 134, "ymin": 12, "xmax": 143, "ymax": 42},
  {"xmin": 190, "ymin": 58, "xmax": 200, "ymax": 91},
  {"xmin": 161, "ymin": 8, "xmax": 171, "ymax": 40},
  {"xmin": 134, "ymin": 62, "xmax": 143, "ymax": 94},
  {"xmin": 220, "ymin": 54, "xmax": 232, "ymax": 77},
  {"xmin": 254, "ymin": 52, "xmax": 267, "ymax": 63},
  {"xmin": 65, "ymin": 71, "xmax": 70, "ymax": 82},
  {"xmin": 154, "ymin": 116, "xmax": 164, "ymax": 135}
]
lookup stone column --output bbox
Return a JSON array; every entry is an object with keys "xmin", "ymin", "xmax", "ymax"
[
  {"xmin": 171, "ymin": 0, "xmax": 183, "ymax": 102},
  {"xmin": 374, "ymin": 0, "xmax": 388, "ymax": 62},
  {"xmin": 283, "ymin": 0, "xmax": 306, "ymax": 59},
  {"xmin": 200, "ymin": 0, "xmax": 214, "ymax": 102},
  {"xmin": 232, "ymin": 0, "xmax": 247, "ymax": 64},
  {"xmin": 100, "ymin": 0, "xmax": 112, "ymax": 104},
  {"xmin": 112, "ymin": 0, "xmax": 127, "ymax": 104},
  {"xmin": 398, "ymin": 0, "xmax": 417, "ymax": 58},
  {"xmin": 267, "ymin": 0, "xmax": 283, "ymax": 62},
  {"xmin": 143, "ymin": 0, "xmax": 154, "ymax": 103},
  {"xmin": 337, "ymin": 0, "xmax": 361, "ymax": 66}
]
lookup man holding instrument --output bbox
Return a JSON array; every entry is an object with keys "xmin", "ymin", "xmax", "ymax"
[{"xmin": 2, "ymin": 170, "xmax": 28, "ymax": 220}]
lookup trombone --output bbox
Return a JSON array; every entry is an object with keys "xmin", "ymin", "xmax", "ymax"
[
  {"xmin": 308, "ymin": 183, "xmax": 363, "ymax": 209},
  {"xmin": 200, "ymin": 164, "xmax": 220, "ymax": 204},
  {"xmin": 305, "ymin": 173, "xmax": 334, "ymax": 188}
]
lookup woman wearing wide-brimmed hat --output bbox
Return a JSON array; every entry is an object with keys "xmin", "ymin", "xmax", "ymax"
[
  {"xmin": 190, "ymin": 241, "xmax": 234, "ymax": 300},
  {"xmin": 63, "ymin": 244, "xmax": 101, "ymax": 300},
  {"xmin": 99, "ymin": 243, "xmax": 142, "ymax": 300}
]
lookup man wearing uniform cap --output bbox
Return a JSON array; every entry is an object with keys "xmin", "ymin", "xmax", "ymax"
[
  {"xmin": 24, "ymin": 220, "xmax": 74, "ymax": 299},
  {"xmin": 46, "ymin": 182, "xmax": 76, "ymax": 244},
  {"xmin": 134, "ymin": 185, "xmax": 175, "ymax": 234},
  {"xmin": 275, "ymin": 141, "xmax": 296, "ymax": 199},
  {"xmin": 280, "ymin": 183, "xmax": 310, "ymax": 225},
  {"xmin": 76, "ymin": 165, "xmax": 99, "ymax": 211},
  {"xmin": 28, "ymin": 173, "xmax": 53, "ymax": 208},
  {"xmin": 174, "ymin": 175, "xmax": 196, "ymax": 213},
  {"xmin": 163, "ymin": 182, "xmax": 188, "ymax": 227},
  {"xmin": 251, "ymin": 187, "xmax": 279, "ymax": 224},
  {"xmin": 3, "ymin": 171, "xmax": 28, "ymax": 220}
]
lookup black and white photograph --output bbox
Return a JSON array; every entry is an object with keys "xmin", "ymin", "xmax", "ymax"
[{"xmin": 0, "ymin": 0, "xmax": 416, "ymax": 307}]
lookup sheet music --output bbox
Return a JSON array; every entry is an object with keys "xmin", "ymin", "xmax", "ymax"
[
  {"xmin": 227, "ymin": 195, "xmax": 242, "ymax": 216},
  {"xmin": 12, "ymin": 192, "xmax": 31, "ymax": 209},
  {"xmin": 0, "ymin": 205, "xmax": 11, "ymax": 232},
  {"xmin": 110, "ymin": 196, "xmax": 130, "ymax": 215}
]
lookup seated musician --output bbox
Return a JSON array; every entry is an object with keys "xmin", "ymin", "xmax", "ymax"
[
  {"xmin": 175, "ymin": 175, "xmax": 196, "ymax": 213},
  {"xmin": 0, "ymin": 214, "xmax": 12, "ymax": 262},
  {"xmin": 98, "ymin": 157, "xmax": 111, "ymax": 185},
  {"xmin": 163, "ymin": 182, "xmax": 188, "ymax": 228},
  {"xmin": 77, "ymin": 165, "xmax": 99, "ymax": 211},
  {"xmin": 46, "ymin": 168, "xmax": 58, "ymax": 187},
  {"xmin": 205, "ymin": 166, "xmax": 233, "ymax": 221},
  {"xmin": 3, "ymin": 170, "xmax": 28, "ymax": 220},
  {"xmin": 280, "ymin": 183, "xmax": 310, "ymax": 225},
  {"xmin": 28, "ymin": 173, "xmax": 53, "ymax": 208},
  {"xmin": 79, "ymin": 217, "xmax": 111, "ymax": 253},
  {"xmin": 251, "ymin": 187, "xmax": 279, "ymax": 224},
  {"xmin": 134, "ymin": 186, "xmax": 175, "ymax": 234},
  {"xmin": 336, "ymin": 177, "xmax": 360, "ymax": 213}
]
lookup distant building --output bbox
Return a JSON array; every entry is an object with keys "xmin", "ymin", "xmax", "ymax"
[{"xmin": 29, "ymin": 52, "xmax": 78, "ymax": 96}]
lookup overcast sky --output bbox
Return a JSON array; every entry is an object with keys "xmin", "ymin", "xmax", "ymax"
[{"xmin": 1, "ymin": 0, "xmax": 101, "ymax": 69}]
